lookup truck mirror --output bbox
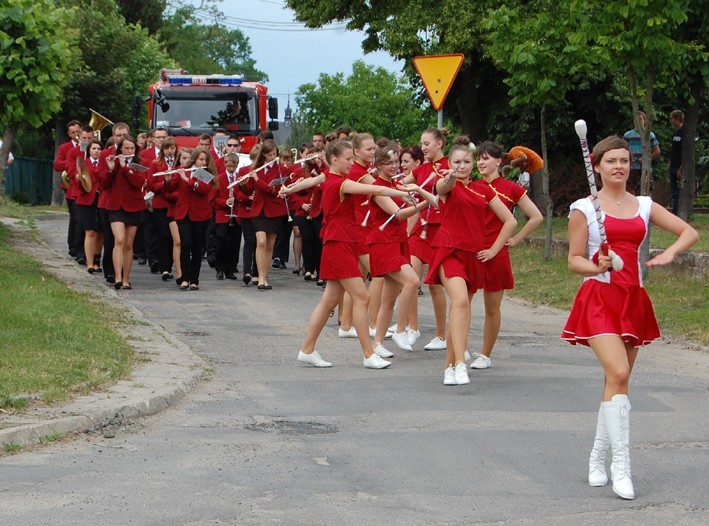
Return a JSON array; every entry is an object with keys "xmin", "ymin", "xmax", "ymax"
[
  {"xmin": 268, "ymin": 121, "xmax": 279, "ymax": 131},
  {"xmin": 268, "ymin": 97, "xmax": 278, "ymax": 120}
]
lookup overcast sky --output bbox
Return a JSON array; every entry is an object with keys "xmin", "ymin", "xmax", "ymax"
[{"xmin": 203, "ymin": 0, "xmax": 404, "ymax": 119}]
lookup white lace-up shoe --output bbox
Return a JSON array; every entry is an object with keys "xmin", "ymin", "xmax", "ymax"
[
  {"xmin": 424, "ymin": 336, "xmax": 446, "ymax": 350},
  {"xmin": 464, "ymin": 350, "xmax": 471, "ymax": 362},
  {"xmin": 363, "ymin": 354, "xmax": 392, "ymax": 369},
  {"xmin": 444, "ymin": 366, "xmax": 456, "ymax": 385},
  {"xmin": 391, "ymin": 331, "xmax": 413, "ymax": 351},
  {"xmin": 470, "ymin": 354, "xmax": 491, "ymax": 369},
  {"xmin": 369, "ymin": 326, "xmax": 393, "ymax": 339},
  {"xmin": 407, "ymin": 329, "xmax": 421, "ymax": 346},
  {"xmin": 373, "ymin": 343, "xmax": 394, "ymax": 358},
  {"xmin": 338, "ymin": 327, "xmax": 358, "ymax": 338},
  {"xmin": 297, "ymin": 351, "xmax": 332, "ymax": 368},
  {"xmin": 454, "ymin": 362, "xmax": 470, "ymax": 385}
]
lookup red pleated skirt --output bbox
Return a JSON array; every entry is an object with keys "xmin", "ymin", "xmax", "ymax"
[{"xmin": 561, "ymin": 280, "xmax": 660, "ymax": 348}]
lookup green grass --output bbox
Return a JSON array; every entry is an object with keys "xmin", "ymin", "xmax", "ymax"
[
  {"xmin": 539, "ymin": 214, "xmax": 709, "ymax": 252},
  {"xmin": 510, "ymin": 244, "xmax": 709, "ymax": 347},
  {"xmin": 0, "ymin": 223, "xmax": 133, "ymax": 410}
]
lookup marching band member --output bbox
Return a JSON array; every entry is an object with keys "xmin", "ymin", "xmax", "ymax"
[
  {"xmin": 425, "ymin": 138, "xmax": 516, "ymax": 386},
  {"xmin": 212, "ymin": 153, "xmax": 242, "ymax": 280},
  {"xmin": 470, "ymin": 141, "xmax": 543, "ymax": 370},
  {"xmin": 104, "ymin": 135, "xmax": 147, "ymax": 290},
  {"xmin": 368, "ymin": 146, "xmax": 438, "ymax": 357},
  {"xmin": 294, "ymin": 147, "xmax": 324, "ymax": 283},
  {"xmin": 234, "ymin": 146, "xmax": 259, "ymax": 285},
  {"xmin": 249, "ymin": 139, "xmax": 288, "ymax": 290},
  {"xmin": 54, "ymin": 120, "xmax": 82, "ymax": 258},
  {"xmin": 75, "ymin": 139, "xmax": 104, "ymax": 274},
  {"xmin": 272, "ymin": 148, "xmax": 296, "ymax": 270},
  {"xmin": 65, "ymin": 125, "xmax": 94, "ymax": 265},
  {"xmin": 165, "ymin": 148, "xmax": 192, "ymax": 284},
  {"xmin": 562, "ymin": 136, "xmax": 697, "ymax": 500},
  {"xmin": 281, "ymin": 140, "xmax": 412, "ymax": 369},
  {"xmin": 96, "ymin": 122, "xmax": 130, "ymax": 283},
  {"xmin": 408, "ymin": 129, "xmax": 450, "ymax": 351},
  {"xmin": 169, "ymin": 147, "xmax": 218, "ymax": 291},
  {"xmin": 147, "ymin": 137, "xmax": 178, "ymax": 281}
]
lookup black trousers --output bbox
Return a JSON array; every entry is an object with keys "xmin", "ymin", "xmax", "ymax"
[
  {"xmin": 273, "ymin": 213, "xmax": 293, "ymax": 263},
  {"xmin": 215, "ymin": 221, "xmax": 242, "ymax": 274},
  {"xmin": 240, "ymin": 218, "xmax": 257, "ymax": 276},
  {"xmin": 296, "ymin": 215, "xmax": 322, "ymax": 276},
  {"xmin": 145, "ymin": 207, "xmax": 172, "ymax": 272},
  {"xmin": 99, "ymin": 207, "xmax": 115, "ymax": 278},
  {"xmin": 66, "ymin": 198, "xmax": 85, "ymax": 259},
  {"xmin": 178, "ymin": 218, "xmax": 208, "ymax": 285},
  {"xmin": 206, "ymin": 214, "xmax": 217, "ymax": 267}
]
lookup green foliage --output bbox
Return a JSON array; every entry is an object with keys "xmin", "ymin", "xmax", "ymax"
[
  {"xmin": 295, "ymin": 61, "xmax": 429, "ymax": 144},
  {"xmin": 116, "ymin": 0, "xmax": 166, "ymax": 35},
  {"xmin": 0, "ymin": 0, "xmax": 78, "ymax": 129},
  {"xmin": 159, "ymin": 4, "xmax": 267, "ymax": 81},
  {"xmin": 58, "ymin": 0, "xmax": 173, "ymax": 129}
]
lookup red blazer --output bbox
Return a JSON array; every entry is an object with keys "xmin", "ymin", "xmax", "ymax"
[
  {"xmin": 96, "ymin": 146, "xmax": 117, "ymax": 209},
  {"xmin": 250, "ymin": 163, "xmax": 288, "ymax": 218},
  {"xmin": 140, "ymin": 147, "xmax": 159, "ymax": 167},
  {"xmin": 54, "ymin": 140, "xmax": 76, "ymax": 191},
  {"xmin": 75, "ymin": 157, "xmax": 101, "ymax": 206},
  {"xmin": 65, "ymin": 146, "xmax": 87, "ymax": 200},
  {"xmin": 169, "ymin": 171, "xmax": 215, "ymax": 222},
  {"xmin": 147, "ymin": 160, "xmax": 171, "ymax": 209},
  {"xmin": 103, "ymin": 160, "xmax": 148, "ymax": 212},
  {"xmin": 213, "ymin": 170, "xmax": 241, "ymax": 224},
  {"xmin": 232, "ymin": 166, "xmax": 254, "ymax": 220}
]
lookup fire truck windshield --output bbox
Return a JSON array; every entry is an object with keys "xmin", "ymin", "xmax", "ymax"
[{"xmin": 154, "ymin": 91, "xmax": 256, "ymax": 134}]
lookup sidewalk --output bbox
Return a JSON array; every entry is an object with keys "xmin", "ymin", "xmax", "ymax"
[{"xmin": 0, "ymin": 214, "xmax": 209, "ymax": 449}]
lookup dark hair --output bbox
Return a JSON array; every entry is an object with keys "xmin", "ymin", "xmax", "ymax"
[
  {"xmin": 66, "ymin": 119, "xmax": 81, "ymax": 131},
  {"xmin": 475, "ymin": 140, "xmax": 503, "ymax": 159},
  {"xmin": 335, "ymin": 125, "xmax": 353, "ymax": 139},
  {"xmin": 198, "ymin": 133, "xmax": 211, "ymax": 143},
  {"xmin": 156, "ymin": 137, "xmax": 177, "ymax": 165},
  {"xmin": 591, "ymin": 136, "xmax": 630, "ymax": 168},
  {"xmin": 116, "ymin": 135, "xmax": 139, "ymax": 156},
  {"xmin": 670, "ymin": 110, "xmax": 684, "ymax": 123},
  {"xmin": 325, "ymin": 139, "xmax": 353, "ymax": 164},
  {"xmin": 400, "ymin": 145, "xmax": 424, "ymax": 165},
  {"xmin": 80, "ymin": 125, "xmax": 94, "ymax": 135}
]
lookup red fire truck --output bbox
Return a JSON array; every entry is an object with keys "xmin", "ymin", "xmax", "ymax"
[{"xmin": 147, "ymin": 69, "xmax": 279, "ymax": 153}]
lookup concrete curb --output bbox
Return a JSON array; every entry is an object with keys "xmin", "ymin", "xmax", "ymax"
[{"xmin": 0, "ymin": 215, "xmax": 209, "ymax": 449}]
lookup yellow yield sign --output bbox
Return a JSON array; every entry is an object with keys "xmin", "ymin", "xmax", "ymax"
[{"xmin": 413, "ymin": 54, "xmax": 464, "ymax": 111}]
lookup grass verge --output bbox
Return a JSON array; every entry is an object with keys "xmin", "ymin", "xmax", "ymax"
[
  {"xmin": 510, "ymin": 243, "xmax": 709, "ymax": 347},
  {"xmin": 0, "ymin": 221, "xmax": 133, "ymax": 410}
]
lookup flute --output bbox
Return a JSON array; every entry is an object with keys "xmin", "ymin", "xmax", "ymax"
[
  {"xmin": 226, "ymin": 173, "xmax": 252, "ymax": 189},
  {"xmin": 152, "ymin": 167, "xmax": 199, "ymax": 177}
]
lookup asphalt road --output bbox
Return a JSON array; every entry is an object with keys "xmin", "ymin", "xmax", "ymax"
[{"xmin": 1, "ymin": 213, "xmax": 708, "ymax": 525}]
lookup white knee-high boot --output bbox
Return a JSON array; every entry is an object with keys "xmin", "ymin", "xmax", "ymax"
[
  {"xmin": 604, "ymin": 394, "xmax": 634, "ymax": 500},
  {"xmin": 589, "ymin": 403, "xmax": 609, "ymax": 486}
]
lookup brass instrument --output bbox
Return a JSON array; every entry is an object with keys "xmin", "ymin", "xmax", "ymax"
[
  {"xmin": 61, "ymin": 170, "xmax": 70, "ymax": 187},
  {"xmin": 290, "ymin": 147, "xmax": 298, "ymax": 161},
  {"xmin": 76, "ymin": 156, "xmax": 92, "ymax": 193},
  {"xmin": 88, "ymin": 108, "xmax": 113, "ymax": 141}
]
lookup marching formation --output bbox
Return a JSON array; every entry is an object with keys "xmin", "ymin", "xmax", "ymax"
[{"xmin": 54, "ymin": 119, "xmax": 699, "ymax": 501}]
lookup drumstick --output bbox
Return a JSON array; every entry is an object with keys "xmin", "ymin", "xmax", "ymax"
[{"xmin": 574, "ymin": 120, "xmax": 624, "ymax": 271}]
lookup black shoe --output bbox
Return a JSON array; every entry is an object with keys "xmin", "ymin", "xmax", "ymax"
[
  {"xmin": 106, "ymin": 275, "xmax": 116, "ymax": 284},
  {"xmin": 114, "ymin": 281, "xmax": 122, "ymax": 290},
  {"xmin": 225, "ymin": 272, "xmax": 237, "ymax": 280},
  {"xmin": 243, "ymin": 274, "xmax": 252, "ymax": 286},
  {"xmin": 161, "ymin": 271, "xmax": 174, "ymax": 281},
  {"xmin": 76, "ymin": 257, "xmax": 87, "ymax": 266},
  {"xmin": 279, "ymin": 261, "xmax": 287, "ymax": 269},
  {"xmin": 316, "ymin": 280, "xmax": 325, "ymax": 286},
  {"xmin": 216, "ymin": 271, "xmax": 225, "ymax": 280},
  {"xmin": 304, "ymin": 273, "xmax": 313, "ymax": 281},
  {"xmin": 271, "ymin": 258, "xmax": 281, "ymax": 269},
  {"xmin": 138, "ymin": 258, "xmax": 147, "ymax": 265},
  {"xmin": 150, "ymin": 262, "xmax": 160, "ymax": 274}
]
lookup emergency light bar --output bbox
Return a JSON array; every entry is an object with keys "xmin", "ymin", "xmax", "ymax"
[{"xmin": 167, "ymin": 74, "xmax": 244, "ymax": 86}]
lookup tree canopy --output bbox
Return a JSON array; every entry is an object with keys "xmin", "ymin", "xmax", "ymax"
[{"xmin": 295, "ymin": 60, "xmax": 429, "ymax": 145}]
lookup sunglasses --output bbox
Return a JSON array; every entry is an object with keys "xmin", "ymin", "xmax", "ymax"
[{"xmin": 227, "ymin": 143, "xmax": 240, "ymax": 147}]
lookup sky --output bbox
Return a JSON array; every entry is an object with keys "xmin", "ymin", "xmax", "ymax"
[{"xmin": 198, "ymin": 0, "xmax": 404, "ymax": 119}]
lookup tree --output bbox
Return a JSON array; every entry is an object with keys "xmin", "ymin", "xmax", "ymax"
[
  {"xmin": 485, "ymin": 2, "xmax": 602, "ymax": 259},
  {"xmin": 286, "ymin": 0, "xmax": 507, "ymax": 141},
  {"xmin": 0, "ymin": 0, "xmax": 78, "ymax": 197},
  {"xmin": 294, "ymin": 60, "xmax": 429, "ymax": 144},
  {"xmin": 116, "ymin": 0, "xmax": 166, "ymax": 35},
  {"xmin": 160, "ymin": 4, "xmax": 267, "ymax": 81}
]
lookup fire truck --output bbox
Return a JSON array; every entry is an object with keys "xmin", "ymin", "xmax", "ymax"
[{"xmin": 147, "ymin": 69, "xmax": 279, "ymax": 153}]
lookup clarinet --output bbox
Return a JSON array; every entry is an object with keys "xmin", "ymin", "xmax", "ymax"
[{"xmin": 228, "ymin": 173, "xmax": 237, "ymax": 226}]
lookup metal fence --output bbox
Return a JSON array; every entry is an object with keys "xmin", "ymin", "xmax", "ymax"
[{"xmin": 3, "ymin": 157, "xmax": 54, "ymax": 204}]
